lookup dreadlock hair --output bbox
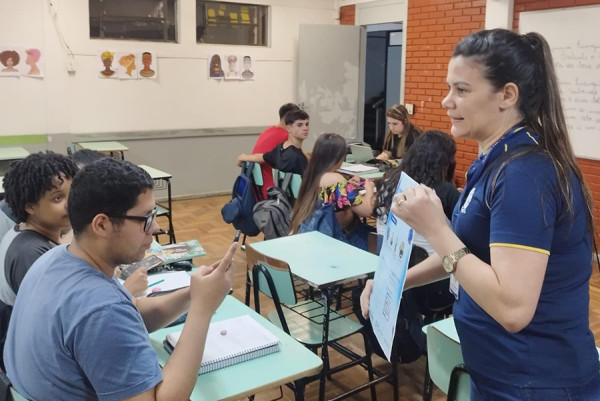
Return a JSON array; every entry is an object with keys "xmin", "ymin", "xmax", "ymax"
[{"xmin": 4, "ymin": 151, "xmax": 79, "ymax": 223}]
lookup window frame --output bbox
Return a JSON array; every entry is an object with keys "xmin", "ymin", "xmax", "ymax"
[
  {"xmin": 89, "ymin": 0, "xmax": 178, "ymax": 43},
  {"xmin": 196, "ymin": 1, "xmax": 268, "ymax": 47}
]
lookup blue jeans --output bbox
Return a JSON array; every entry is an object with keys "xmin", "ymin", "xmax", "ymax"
[{"xmin": 470, "ymin": 373, "xmax": 600, "ymax": 401}]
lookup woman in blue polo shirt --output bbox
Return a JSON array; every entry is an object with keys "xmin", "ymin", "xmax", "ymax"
[{"xmin": 361, "ymin": 29, "xmax": 600, "ymax": 400}]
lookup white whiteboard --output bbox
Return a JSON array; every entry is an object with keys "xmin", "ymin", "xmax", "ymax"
[{"xmin": 521, "ymin": 6, "xmax": 600, "ymax": 160}]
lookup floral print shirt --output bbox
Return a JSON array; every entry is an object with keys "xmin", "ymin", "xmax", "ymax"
[{"xmin": 318, "ymin": 180, "xmax": 363, "ymax": 212}]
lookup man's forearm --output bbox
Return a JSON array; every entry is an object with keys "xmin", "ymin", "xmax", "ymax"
[{"xmin": 137, "ymin": 287, "xmax": 191, "ymax": 332}]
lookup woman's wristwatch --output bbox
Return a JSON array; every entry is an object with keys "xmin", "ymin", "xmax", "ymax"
[{"xmin": 442, "ymin": 247, "xmax": 471, "ymax": 273}]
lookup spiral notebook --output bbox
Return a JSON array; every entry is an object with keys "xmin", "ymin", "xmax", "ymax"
[{"xmin": 164, "ymin": 314, "xmax": 281, "ymax": 375}]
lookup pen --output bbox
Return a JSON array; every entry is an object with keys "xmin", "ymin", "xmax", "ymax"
[
  {"xmin": 233, "ymin": 229, "xmax": 242, "ymax": 242},
  {"xmin": 148, "ymin": 279, "xmax": 165, "ymax": 288}
]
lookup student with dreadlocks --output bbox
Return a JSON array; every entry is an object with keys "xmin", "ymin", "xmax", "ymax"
[
  {"xmin": 0, "ymin": 152, "xmax": 79, "ymax": 306},
  {"xmin": 0, "ymin": 152, "xmax": 78, "ymax": 370}
]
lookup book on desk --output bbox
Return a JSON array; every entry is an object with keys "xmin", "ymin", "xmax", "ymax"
[
  {"xmin": 164, "ymin": 314, "xmax": 281, "ymax": 375},
  {"xmin": 120, "ymin": 239, "xmax": 205, "ymax": 278}
]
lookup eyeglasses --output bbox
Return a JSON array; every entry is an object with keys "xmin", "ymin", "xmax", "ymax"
[{"xmin": 109, "ymin": 208, "xmax": 158, "ymax": 232}]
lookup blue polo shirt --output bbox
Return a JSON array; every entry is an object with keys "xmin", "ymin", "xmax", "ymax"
[{"xmin": 452, "ymin": 147, "xmax": 598, "ymax": 388}]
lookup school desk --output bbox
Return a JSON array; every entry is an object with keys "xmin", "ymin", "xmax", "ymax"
[{"xmin": 149, "ymin": 295, "xmax": 323, "ymax": 401}]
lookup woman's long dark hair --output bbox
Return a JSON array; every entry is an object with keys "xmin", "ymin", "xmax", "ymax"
[
  {"xmin": 289, "ymin": 133, "xmax": 347, "ymax": 233},
  {"xmin": 375, "ymin": 130, "xmax": 456, "ymax": 220},
  {"xmin": 453, "ymin": 29, "xmax": 595, "ymax": 243}
]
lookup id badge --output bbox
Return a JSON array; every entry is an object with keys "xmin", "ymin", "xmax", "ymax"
[{"xmin": 449, "ymin": 274, "xmax": 459, "ymax": 300}]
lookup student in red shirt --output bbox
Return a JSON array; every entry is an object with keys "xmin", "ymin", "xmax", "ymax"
[{"xmin": 251, "ymin": 103, "xmax": 300, "ymax": 198}]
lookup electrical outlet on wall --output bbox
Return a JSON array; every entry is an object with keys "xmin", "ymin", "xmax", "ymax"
[
  {"xmin": 67, "ymin": 57, "xmax": 76, "ymax": 73},
  {"xmin": 405, "ymin": 103, "xmax": 414, "ymax": 115}
]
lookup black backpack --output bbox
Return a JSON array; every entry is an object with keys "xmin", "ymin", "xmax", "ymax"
[
  {"xmin": 221, "ymin": 162, "xmax": 261, "ymax": 237},
  {"xmin": 252, "ymin": 172, "xmax": 293, "ymax": 240}
]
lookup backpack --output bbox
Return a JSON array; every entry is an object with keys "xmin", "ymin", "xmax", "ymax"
[
  {"xmin": 252, "ymin": 172, "xmax": 293, "ymax": 240},
  {"xmin": 221, "ymin": 162, "xmax": 261, "ymax": 237},
  {"xmin": 298, "ymin": 202, "xmax": 347, "ymax": 244}
]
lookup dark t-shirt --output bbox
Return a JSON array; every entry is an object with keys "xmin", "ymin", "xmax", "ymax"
[
  {"xmin": 252, "ymin": 126, "xmax": 289, "ymax": 197},
  {"xmin": 431, "ymin": 181, "xmax": 460, "ymax": 220},
  {"xmin": 4, "ymin": 230, "xmax": 57, "ymax": 297},
  {"xmin": 384, "ymin": 125, "xmax": 421, "ymax": 159},
  {"xmin": 263, "ymin": 142, "xmax": 308, "ymax": 176}
]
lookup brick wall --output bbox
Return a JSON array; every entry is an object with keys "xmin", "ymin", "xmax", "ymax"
[
  {"xmin": 340, "ymin": 0, "xmax": 600, "ymax": 239},
  {"xmin": 405, "ymin": 0, "xmax": 485, "ymax": 187},
  {"xmin": 340, "ymin": 5, "xmax": 355, "ymax": 25}
]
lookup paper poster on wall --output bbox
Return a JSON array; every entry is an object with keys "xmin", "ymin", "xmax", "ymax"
[
  {"xmin": 241, "ymin": 55, "xmax": 254, "ymax": 80},
  {"xmin": 0, "ymin": 46, "xmax": 24, "ymax": 77},
  {"xmin": 98, "ymin": 51, "xmax": 118, "ymax": 78},
  {"xmin": 116, "ymin": 52, "xmax": 138, "ymax": 79},
  {"xmin": 224, "ymin": 54, "xmax": 241, "ymax": 80},
  {"xmin": 22, "ymin": 47, "xmax": 44, "ymax": 78},
  {"xmin": 208, "ymin": 54, "xmax": 224, "ymax": 79},
  {"xmin": 138, "ymin": 51, "xmax": 156, "ymax": 79}
]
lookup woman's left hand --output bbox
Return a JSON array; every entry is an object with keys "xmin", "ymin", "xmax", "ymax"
[{"xmin": 391, "ymin": 184, "xmax": 448, "ymax": 240}]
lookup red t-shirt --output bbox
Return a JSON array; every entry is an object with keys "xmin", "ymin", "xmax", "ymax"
[{"xmin": 252, "ymin": 126, "xmax": 289, "ymax": 198}]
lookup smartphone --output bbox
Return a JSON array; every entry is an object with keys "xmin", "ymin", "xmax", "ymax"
[{"xmin": 233, "ymin": 229, "xmax": 242, "ymax": 242}]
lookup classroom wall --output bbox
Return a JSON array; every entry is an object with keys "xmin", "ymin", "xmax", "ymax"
[
  {"xmin": 342, "ymin": 0, "xmax": 600, "ymax": 241},
  {"xmin": 0, "ymin": 0, "xmax": 337, "ymax": 198},
  {"xmin": 513, "ymin": 0, "xmax": 600, "ymax": 243}
]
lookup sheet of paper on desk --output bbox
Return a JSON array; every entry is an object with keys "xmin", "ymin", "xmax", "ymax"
[
  {"xmin": 143, "ymin": 271, "xmax": 191, "ymax": 297},
  {"xmin": 369, "ymin": 171, "xmax": 418, "ymax": 361},
  {"xmin": 338, "ymin": 164, "xmax": 379, "ymax": 174}
]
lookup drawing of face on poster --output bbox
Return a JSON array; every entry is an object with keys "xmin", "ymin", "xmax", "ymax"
[
  {"xmin": 209, "ymin": 54, "xmax": 224, "ymax": 79},
  {"xmin": 115, "ymin": 52, "xmax": 138, "ymax": 79},
  {"xmin": 139, "ymin": 51, "xmax": 157, "ymax": 79},
  {"xmin": 98, "ymin": 51, "xmax": 117, "ymax": 78},
  {"xmin": 0, "ymin": 48, "xmax": 22, "ymax": 77},
  {"xmin": 241, "ymin": 55, "xmax": 254, "ymax": 80},
  {"xmin": 24, "ymin": 48, "xmax": 44, "ymax": 78},
  {"xmin": 224, "ymin": 54, "xmax": 240, "ymax": 80}
]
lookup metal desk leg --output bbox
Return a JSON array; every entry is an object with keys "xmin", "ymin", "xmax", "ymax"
[
  {"xmin": 166, "ymin": 177, "xmax": 175, "ymax": 243},
  {"xmin": 293, "ymin": 378, "xmax": 306, "ymax": 401},
  {"xmin": 318, "ymin": 286, "xmax": 333, "ymax": 401}
]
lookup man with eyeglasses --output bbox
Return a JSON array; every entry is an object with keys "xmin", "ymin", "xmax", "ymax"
[{"xmin": 4, "ymin": 158, "xmax": 238, "ymax": 401}]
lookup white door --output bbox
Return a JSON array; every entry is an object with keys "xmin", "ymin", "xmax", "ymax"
[{"xmin": 297, "ymin": 24, "xmax": 365, "ymax": 149}]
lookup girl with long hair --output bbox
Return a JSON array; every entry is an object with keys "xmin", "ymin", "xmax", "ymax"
[
  {"xmin": 362, "ymin": 29, "xmax": 599, "ymax": 400},
  {"xmin": 289, "ymin": 133, "xmax": 375, "ymax": 250},
  {"xmin": 376, "ymin": 104, "xmax": 422, "ymax": 161}
]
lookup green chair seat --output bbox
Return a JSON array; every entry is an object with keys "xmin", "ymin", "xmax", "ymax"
[
  {"xmin": 427, "ymin": 322, "xmax": 470, "ymax": 401},
  {"xmin": 268, "ymin": 301, "xmax": 364, "ymax": 346}
]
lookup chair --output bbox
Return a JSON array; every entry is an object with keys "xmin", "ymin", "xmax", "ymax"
[
  {"xmin": 9, "ymin": 389, "xmax": 27, "ymax": 401},
  {"xmin": 0, "ymin": 370, "xmax": 28, "ymax": 401},
  {"xmin": 276, "ymin": 170, "xmax": 301, "ymax": 203},
  {"xmin": 251, "ymin": 162, "xmax": 264, "ymax": 189},
  {"xmin": 139, "ymin": 165, "xmax": 176, "ymax": 244},
  {"xmin": 247, "ymin": 245, "xmax": 379, "ymax": 401},
  {"xmin": 426, "ymin": 324, "xmax": 470, "ymax": 401}
]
